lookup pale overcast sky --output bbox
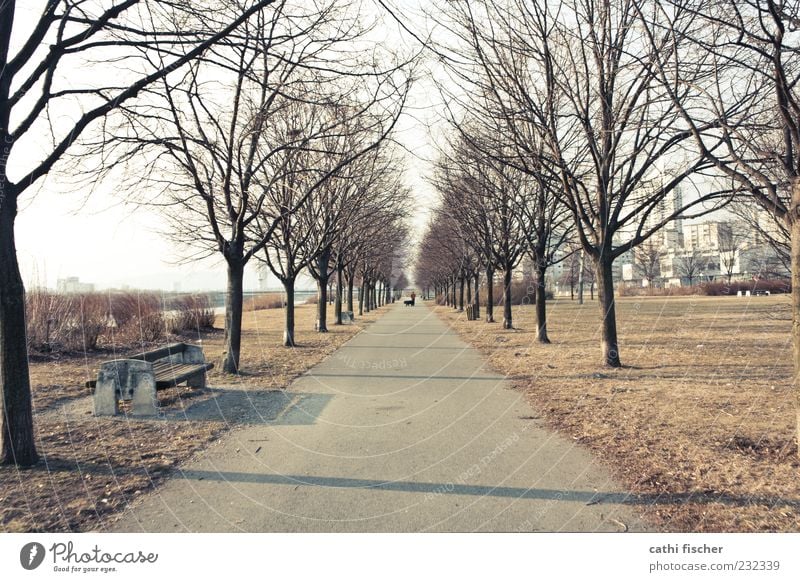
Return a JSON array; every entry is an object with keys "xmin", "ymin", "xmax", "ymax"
[
  {"xmin": 15, "ymin": 1, "xmax": 438, "ymax": 292},
  {"xmin": 14, "ymin": 1, "xmax": 724, "ymax": 293}
]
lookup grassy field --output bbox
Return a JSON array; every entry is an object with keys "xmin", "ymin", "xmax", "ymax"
[
  {"xmin": 5, "ymin": 294, "xmax": 797, "ymax": 532},
  {"xmin": 434, "ymin": 295, "xmax": 799, "ymax": 532},
  {"xmin": 1, "ymin": 303, "xmax": 385, "ymax": 532}
]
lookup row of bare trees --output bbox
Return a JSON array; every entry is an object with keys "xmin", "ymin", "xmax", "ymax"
[
  {"xmin": 413, "ymin": 0, "xmax": 800, "ymax": 455},
  {"xmin": 92, "ymin": 0, "xmax": 412, "ymax": 373},
  {"xmin": 418, "ymin": 128, "xmax": 570, "ymax": 342},
  {"xmin": 260, "ymin": 136, "xmax": 410, "ymax": 346},
  {"xmin": 0, "ymin": 1, "xmax": 412, "ymax": 466}
]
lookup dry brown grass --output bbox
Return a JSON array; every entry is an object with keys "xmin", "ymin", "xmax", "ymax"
[
  {"xmin": 1, "ymin": 303, "xmax": 385, "ymax": 532},
  {"xmin": 434, "ymin": 295, "xmax": 800, "ymax": 532}
]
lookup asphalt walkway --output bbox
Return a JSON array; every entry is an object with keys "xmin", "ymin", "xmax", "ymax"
[{"xmin": 107, "ymin": 301, "xmax": 648, "ymax": 532}]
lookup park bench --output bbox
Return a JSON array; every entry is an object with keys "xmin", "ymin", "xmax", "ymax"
[{"xmin": 89, "ymin": 343, "xmax": 213, "ymax": 416}]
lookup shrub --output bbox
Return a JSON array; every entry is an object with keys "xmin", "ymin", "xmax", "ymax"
[
  {"xmin": 168, "ymin": 294, "xmax": 215, "ymax": 333},
  {"xmin": 69, "ymin": 293, "xmax": 111, "ymax": 350},
  {"xmin": 700, "ymin": 279, "xmax": 791, "ymax": 296},
  {"xmin": 25, "ymin": 290, "xmax": 175, "ymax": 354},
  {"xmin": 116, "ymin": 293, "xmax": 165, "ymax": 343},
  {"xmin": 617, "ymin": 279, "xmax": 791, "ymax": 297},
  {"xmin": 26, "ymin": 288, "xmax": 75, "ymax": 352},
  {"xmin": 618, "ymin": 285, "xmax": 700, "ymax": 297},
  {"xmin": 244, "ymin": 293, "xmax": 285, "ymax": 311},
  {"xmin": 25, "ymin": 290, "xmax": 112, "ymax": 351}
]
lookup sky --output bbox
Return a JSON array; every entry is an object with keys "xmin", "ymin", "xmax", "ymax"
[{"xmin": 13, "ymin": 1, "xmax": 439, "ymax": 293}]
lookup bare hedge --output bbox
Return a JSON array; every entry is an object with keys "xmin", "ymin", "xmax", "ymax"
[{"xmin": 25, "ymin": 290, "xmax": 216, "ymax": 354}]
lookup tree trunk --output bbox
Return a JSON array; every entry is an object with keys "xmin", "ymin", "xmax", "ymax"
[
  {"xmin": 451, "ymin": 277, "xmax": 457, "ymax": 308},
  {"xmin": 0, "ymin": 196, "xmax": 38, "ymax": 466},
  {"xmin": 595, "ymin": 255, "xmax": 621, "ymax": 367},
  {"xmin": 486, "ymin": 266, "xmax": 495, "ymax": 322},
  {"xmin": 578, "ymin": 250, "xmax": 585, "ymax": 305},
  {"xmin": 473, "ymin": 272, "xmax": 480, "ymax": 319},
  {"xmin": 503, "ymin": 266, "xmax": 513, "ymax": 329},
  {"xmin": 347, "ymin": 276, "xmax": 355, "ymax": 315},
  {"xmin": 790, "ymin": 179, "xmax": 800, "ymax": 457},
  {"xmin": 315, "ymin": 250, "xmax": 331, "ymax": 331},
  {"xmin": 466, "ymin": 275, "xmax": 472, "ymax": 307},
  {"xmin": 282, "ymin": 277, "xmax": 296, "ymax": 347},
  {"xmin": 335, "ymin": 262, "xmax": 343, "ymax": 325},
  {"xmin": 222, "ymin": 257, "xmax": 245, "ymax": 374},
  {"xmin": 458, "ymin": 277, "xmax": 465, "ymax": 312},
  {"xmin": 535, "ymin": 259, "xmax": 550, "ymax": 344},
  {"xmin": 358, "ymin": 279, "xmax": 365, "ymax": 315},
  {"xmin": 316, "ymin": 276, "xmax": 329, "ymax": 332}
]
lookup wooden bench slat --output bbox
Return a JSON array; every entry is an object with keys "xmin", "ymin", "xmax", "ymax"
[
  {"xmin": 153, "ymin": 362, "xmax": 213, "ymax": 387},
  {"xmin": 152, "ymin": 362, "xmax": 203, "ymax": 374},
  {"xmin": 129, "ymin": 343, "xmax": 188, "ymax": 363}
]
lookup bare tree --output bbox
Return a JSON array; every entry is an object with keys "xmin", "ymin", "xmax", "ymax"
[
  {"xmin": 101, "ymin": 2, "xmax": 410, "ymax": 371},
  {"xmin": 255, "ymin": 103, "xmax": 326, "ymax": 347},
  {"xmin": 358, "ymin": 218, "xmax": 409, "ymax": 313},
  {"xmin": 303, "ymin": 135, "xmax": 409, "ymax": 331},
  {"xmin": 417, "ymin": 211, "xmax": 469, "ymax": 311},
  {"xmin": 732, "ymin": 202, "xmax": 790, "ymax": 274},
  {"xmin": 718, "ymin": 222, "xmax": 748, "ymax": 284},
  {"xmin": 436, "ymin": 0, "xmax": 730, "ymax": 365},
  {"xmin": 557, "ymin": 243, "xmax": 581, "ymax": 300},
  {"xmin": 642, "ymin": 0, "xmax": 800, "ymax": 450},
  {"xmin": 634, "ymin": 240, "xmax": 663, "ymax": 289},
  {"xmin": 518, "ymin": 147, "xmax": 572, "ymax": 342},
  {"xmin": 676, "ymin": 248, "xmax": 704, "ymax": 286},
  {"xmin": 0, "ymin": 0, "xmax": 283, "ymax": 466},
  {"xmin": 433, "ymin": 133, "xmax": 530, "ymax": 328}
]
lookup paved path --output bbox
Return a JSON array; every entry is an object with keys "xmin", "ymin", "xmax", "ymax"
[{"xmin": 107, "ymin": 302, "xmax": 648, "ymax": 532}]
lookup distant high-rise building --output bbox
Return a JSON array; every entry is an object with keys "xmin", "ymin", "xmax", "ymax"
[
  {"xmin": 643, "ymin": 184, "xmax": 684, "ymax": 248},
  {"xmin": 56, "ymin": 277, "xmax": 95, "ymax": 294},
  {"xmin": 683, "ymin": 222, "xmax": 731, "ymax": 252}
]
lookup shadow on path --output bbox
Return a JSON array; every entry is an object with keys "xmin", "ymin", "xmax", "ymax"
[{"xmin": 176, "ymin": 470, "xmax": 800, "ymax": 509}]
